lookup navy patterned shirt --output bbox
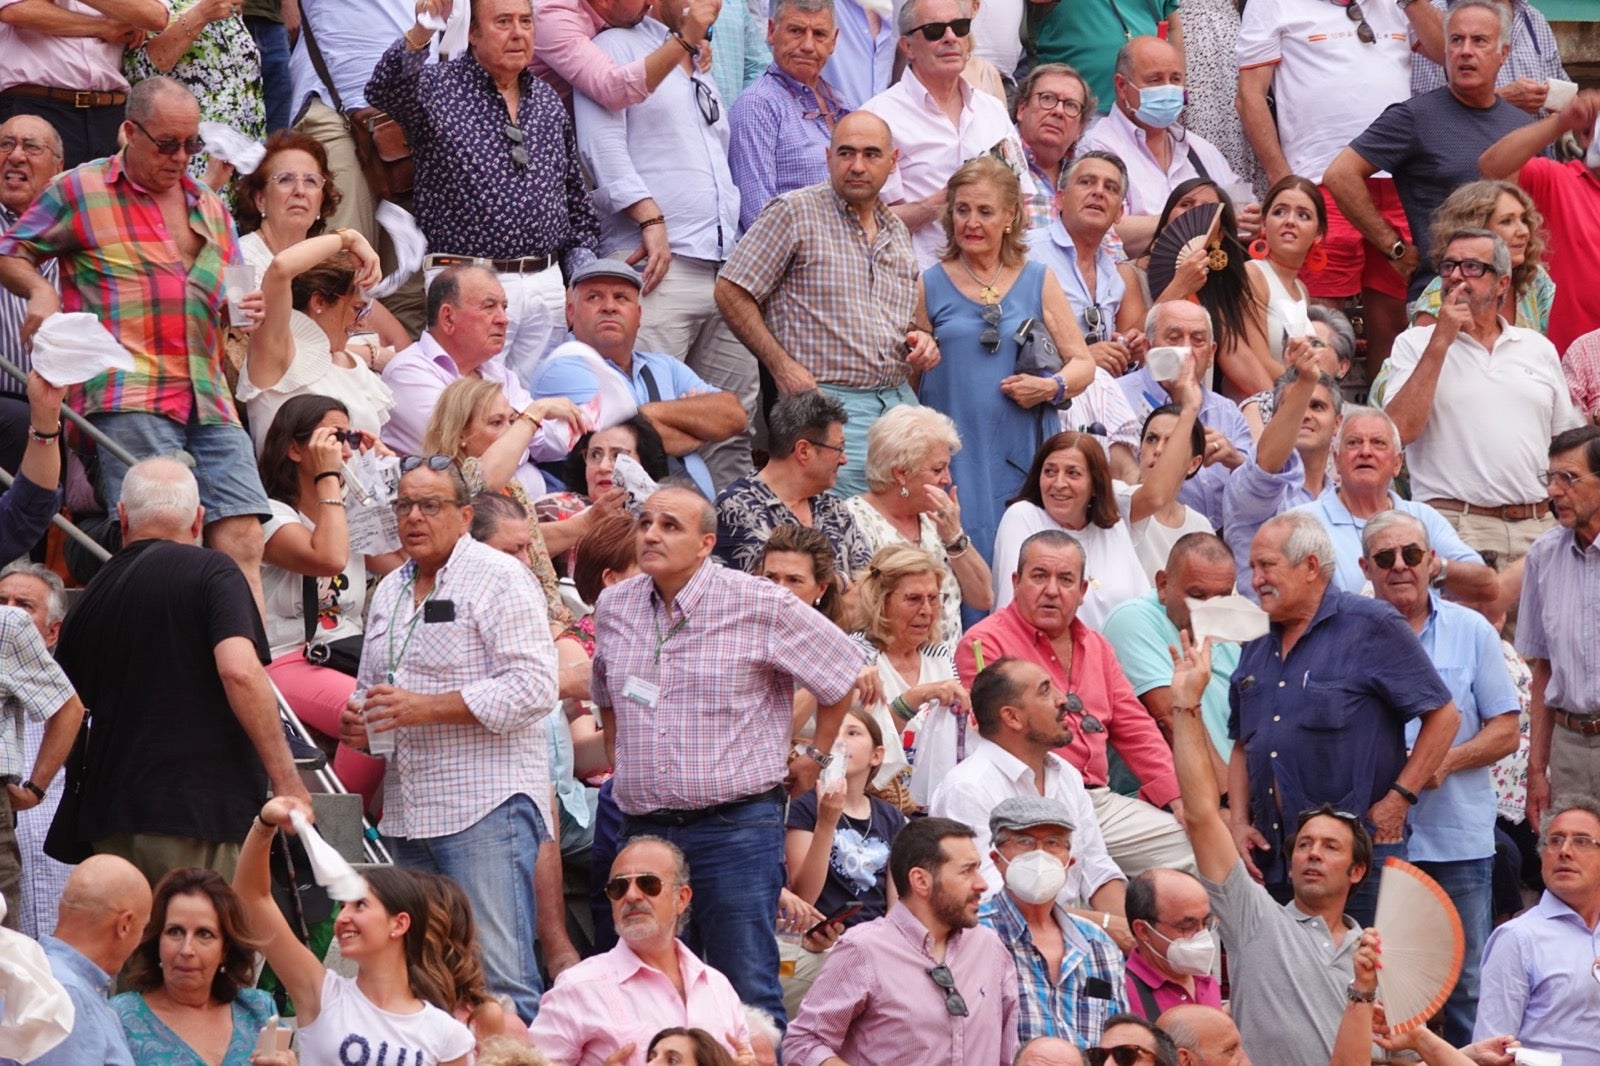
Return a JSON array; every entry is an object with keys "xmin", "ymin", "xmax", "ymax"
[{"xmin": 367, "ymin": 41, "xmax": 599, "ymax": 269}]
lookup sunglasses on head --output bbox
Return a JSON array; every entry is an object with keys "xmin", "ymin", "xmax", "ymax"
[
  {"xmin": 1370, "ymin": 544, "xmax": 1426, "ymax": 570},
  {"xmin": 400, "ymin": 454, "xmax": 457, "ymax": 474},
  {"xmin": 1087, "ymin": 1047, "xmax": 1153, "ymax": 1066},
  {"xmin": 1295, "ymin": 806, "xmax": 1362, "ymax": 835},
  {"xmin": 604, "ymin": 873, "xmax": 666, "ymax": 900},
  {"xmin": 908, "ymin": 16, "xmax": 971, "ymax": 39}
]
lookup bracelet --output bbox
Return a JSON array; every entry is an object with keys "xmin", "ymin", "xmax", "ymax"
[
  {"xmin": 404, "ymin": 25, "xmax": 432, "ymax": 49},
  {"xmin": 254, "ymin": 814, "xmax": 279, "ymax": 831},
  {"xmin": 1051, "ymin": 375, "xmax": 1067, "ymax": 406},
  {"xmin": 318, "ymin": 498, "xmax": 346, "ymax": 507},
  {"xmin": 1101, "ymin": 911, "xmax": 1112, "ymax": 929},
  {"xmin": 670, "ymin": 30, "xmax": 699, "ymax": 58},
  {"xmin": 1388, "ymin": 782, "xmax": 1420, "ymax": 806},
  {"xmin": 314, "ymin": 470, "xmax": 343, "ymax": 484},
  {"xmin": 27, "ymin": 423, "xmax": 61, "ymax": 443},
  {"xmin": 177, "ymin": 10, "xmax": 194, "ymax": 33},
  {"xmin": 517, "ymin": 409, "xmax": 541, "ymax": 428},
  {"xmin": 890, "ymin": 695, "xmax": 913, "ymax": 721},
  {"xmin": 639, "ymin": 215, "xmax": 666, "ymax": 229},
  {"xmin": 20, "ymin": 779, "xmax": 45, "ymax": 801}
]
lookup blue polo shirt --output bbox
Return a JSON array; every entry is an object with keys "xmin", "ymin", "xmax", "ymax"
[
  {"xmin": 1228, "ymin": 585, "xmax": 1453, "ymax": 885},
  {"xmin": 1114, "ymin": 365, "xmax": 1254, "ymax": 530},
  {"xmin": 1290, "ymin": 490, "xmax": 1485, "ymax": 594},
  {"xmin": 1405, "ymin": 595, "xmax": 1519, "ymax": 862}
]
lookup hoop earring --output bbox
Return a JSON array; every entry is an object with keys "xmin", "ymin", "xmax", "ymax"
[
  {"xmin": 1249, "ymin": 238, "xmax": 1270, "ymax": 260},
  {"xmin": 1305, "ymin": 238, "xmax": 1329, "ymax": 272}
]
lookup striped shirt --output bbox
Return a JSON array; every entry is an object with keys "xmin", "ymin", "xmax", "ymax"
[
  {"xmin": 354, "ymin": 535, "xmax": 559, "ymax": 839},
  {"xmin": 0, "ymin": 152, "xmax": 241, "ymax": 425},
  {"xmin": 979, "ymin": 890, "xmax": 1127, "ymax": 1048},
  {"xmin": 729, "ymin": 66, "xmax": 853, "ymax": 231},
  {"xmin": 591, "ymin": 560, "xmax": 867, "ymax": 814},
  {"xmin": 718, "ymin": 180, "xmax": 918, "ymax": 389},
  {"xmin": 0, "ymin": 606, "xmax": 76, "ymax": 780},
  {"xmin": 1516, "ymin": 524, "xmax": 1600, "ymax": 715},
  {"xmin": 0, "ymin": 204, "xmax": 58, "ymax": 393}
]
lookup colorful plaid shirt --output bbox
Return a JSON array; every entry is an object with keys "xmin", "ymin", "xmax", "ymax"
[
  {"xmin": 0, "ymin": 151, "xmax": 241, "ymax": 426},
  {"xmin": 591, "ymin": 560, "xmax": 867, "ymax": 814},
  {"xmin": 978, "ymin": 890, "xmax": 1127, "ymax": 1048},
  {"xmin": 718, "ymin": 180, "xmax": 918, "ymax": 389}
]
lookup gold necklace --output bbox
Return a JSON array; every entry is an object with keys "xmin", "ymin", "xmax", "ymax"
[{"xmin": 959, "ymin": 256, "xmax": 1005, "ymax": 304}]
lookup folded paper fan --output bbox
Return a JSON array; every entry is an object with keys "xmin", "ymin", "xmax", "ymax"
[
  {"xmin": 1147, "ymin": 201, "xmax": 1224, "ymax": 302},
  {"xmin": 1372, "ymin": 857, "xmax": 1464, "ymax": 1035}
]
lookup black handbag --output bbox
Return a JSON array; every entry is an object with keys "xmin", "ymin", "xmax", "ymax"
[
  {"xmin": 42, "ymin": 719, "xmax": 92, "ymax": 864},
  {"xmin": 300, "ymin": 575, "xmax": 363, "ymax": 677}
]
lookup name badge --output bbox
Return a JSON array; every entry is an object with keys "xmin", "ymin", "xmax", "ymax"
[{"xmin": 623, "ymin": 676, "xmax": 661, "ymax": 708}]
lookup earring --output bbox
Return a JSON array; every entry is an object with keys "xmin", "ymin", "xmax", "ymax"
[
  {"xmin": 1249, "ymin": 238, "xmax": 1270, "ymax": 260},
  {"xmin": 1004, "ymin": 225, "xmax": 1012, "ymax": 233},
  {"xmin": 1305, "ymin": 238, "xmax": 1329, "ymax": 272},
  {"xmin": 899, "ymin": 484, "xmax": 910, "ymax": 498}
]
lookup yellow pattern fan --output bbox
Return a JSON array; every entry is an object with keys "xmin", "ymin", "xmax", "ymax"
[{"xmin": 1372, "ymin": 857, "xmax": 1466, "ymax": 1034}]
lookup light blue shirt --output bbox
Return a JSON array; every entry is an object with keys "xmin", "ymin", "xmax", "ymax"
[
  {"xmin": 1222, "ymin": 450, "xmax": 1324, "ymax": 598},
  {"xmin": 1475, "ymin": 891, "xmax": 1600, "ymax": 1053},
  {"xmin": 822, "ymin": 0, "xmax": 895, "ymax": 107},
  {"xmin": 286, "ymin": 0, "xmax": 415, "ymax": 114},
  {"xmin": 706, "ymin": 0, "xmax": 772, "ymax": 107},
  {"xmin": 1113, "ymin": 366, "xmax": 1254, "ymax": 530},
  {"xmin": 574, "ymin": 18, "xmax": 741, "ymax": 262},
  {"xmin": 1101, "ymin": 591, "xmax": 1240, "ymax": 761},
  {"xmin": 1026, "ymin": 216, "xmax": 1127, "ymax": 343},
  {"xmin": 1289, "ymin": 490, "xmax": 1485, "ymax": 595},
  {"xmin": 24, "ymin": 937, "xmax": 134, "ymax": 1066},
  {"xmin": 1403, "ymin": 595, "xmax": 1519, "ymax": 862}
]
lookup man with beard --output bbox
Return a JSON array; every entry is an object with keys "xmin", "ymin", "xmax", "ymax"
[{"xmin": 784, "ymin": 816, "xmax": 1019, "ymax": 1066}]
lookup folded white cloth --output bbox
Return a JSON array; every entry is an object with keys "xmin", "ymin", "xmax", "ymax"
[
  {"xmin": 29, "ymin": 313, "xmax": 137, "ymax": 387},
  {"xmin": 368, "ymin": 201, "xmax": 428, "ymax": 300},
  {"xmin": 0, "ymin": 896, "xmax": 75, "ymax": 1063},
  {"xmin": 199, "ymin": 121, "xmax": 266, "ymax": 174},
  {"xmin": 1188, "ymin": 593, "xmax": 1271, "ymax": 644},
  {"xmin": 288, "ymin": 809, "xmax": 368, "ymax": 902}
]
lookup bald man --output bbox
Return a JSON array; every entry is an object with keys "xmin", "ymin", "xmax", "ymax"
[
  {"xmin": 25, "ymin": 855, "xmax": 152, "ymax": 1066},
  {"xmin": 1017, "ymin": 1036, "xmax": 1086, "ymax": 1066},
  {"xmin": 1158, "ymin": 1004, "xmax": 1251, "ymax": 1066}
]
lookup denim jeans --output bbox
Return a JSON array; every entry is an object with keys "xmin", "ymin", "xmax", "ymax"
[
  {"xmin": 1414, "ymin": 856, "xmax": 1493, "ymax": 1046},
  {"xmin": 816, "ymin": 381, "xmax": 917, "ymax": 499},
  {"xmin": 389, "ymin": 793, "xmax": 547, "ymax": 1022},
  {"xmin": 244, "ymin": 16, "xmax": 293, "ymax": 132},
  {"xmin": 621, "ymin": 793, "xmax": 788, "ymax": 1026},
  {"xmin": 1345, "ymin": 838, "xmax": 1407, "ymax": 929}
]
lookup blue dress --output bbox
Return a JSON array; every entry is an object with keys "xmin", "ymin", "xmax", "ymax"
[
  {"xmin": 112, "ymin": 988, "xmax": 276, "ymax": 1066},
  {"xmin": 918, "ymin": 259, "xmax": 1055, "ymax": 570}
]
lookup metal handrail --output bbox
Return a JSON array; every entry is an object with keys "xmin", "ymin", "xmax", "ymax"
[
  {"xmin": 0, "ymin": 466, "xmax": 110, "ymax": 562},
  {"xmin": 0, "ymin": 354, "xmax": 137, "ymax": 467}
]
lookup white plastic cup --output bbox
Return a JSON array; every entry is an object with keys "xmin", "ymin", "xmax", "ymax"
[
  {"xmin": 1147, "ymin": 345, "xmax": 1187, "ymax": 382},
  {"xmin": 365, "ymin": 717, "xmax": 395, "ymax": 758},
  {"xmin": 222, "ymin": 264, "xmax": 255, "ymax": 323}
]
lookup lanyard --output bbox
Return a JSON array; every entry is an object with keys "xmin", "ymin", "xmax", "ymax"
[
  {"xmin": 385, "ymin": 573, "xmax": 437, "ymax": 684},
  {"xmin": 653, "ymin": 610, "xmax": 689, "ymax": 664}
]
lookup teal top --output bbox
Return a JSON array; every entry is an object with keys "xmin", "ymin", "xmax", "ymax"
[{"xmin": 112, "ymin": 988, "xmax": 276, "ymax": 1066}]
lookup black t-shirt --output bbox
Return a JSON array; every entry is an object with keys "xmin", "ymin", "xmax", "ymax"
[
  {"xmin": 1349, "ymin": 87, "xmax": 1531, "ymax": 301},
  {"xmin": 55, "ymin": 539, "xmax": 272, "ymax": 845},
  {"xmin": 786, "ymin": 791, "xmax": 907, "ymax": 925}
]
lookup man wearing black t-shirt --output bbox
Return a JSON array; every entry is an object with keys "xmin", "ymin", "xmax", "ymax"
[
  {"xmin": 51, "ymin": 457, "xmax": 311, "ymax": 888},
  {"xmin": 1323, "ymin": 0, "xmax": 1530, "ymax": 304}
]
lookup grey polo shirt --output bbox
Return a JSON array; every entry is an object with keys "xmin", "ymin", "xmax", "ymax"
[{"xmin": 1203, "ymin": 859, "xmax": 1357, "ymax": 1066}]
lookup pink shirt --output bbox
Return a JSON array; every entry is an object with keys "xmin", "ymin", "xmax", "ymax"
[
  {"xmin": 1123, "ymin": 950, "xmax": 1223, "ymax": 1020},
  {"xmin": 529, "ymin": 0, "xmax": 650, "ymax": 109},
  {"xmin": 784, "ymin": 905, "xmax": 1020, "ymax": 1066},
  {"xmin": 0, "ymin": 0, "xmax": 162, "ymax": 92},
  {"xmin": 956, "ymin": 607, "xmax": 1180, "ymax": 809},
  {"xmin": 525, "ymin": 939, "xmax": 750, "ymax": 1066},
  {"xmin": 1564, "ymin": 328, "xmax": 1600, "ymax": 419}
]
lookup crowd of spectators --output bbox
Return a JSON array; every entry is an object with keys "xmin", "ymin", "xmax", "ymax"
[{"xmin": 1, "ymin": 0, "xmax": 1598, "ymax": 1061}]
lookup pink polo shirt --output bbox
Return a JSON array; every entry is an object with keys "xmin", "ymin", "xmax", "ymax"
[
  {"xmin": 1124, "ymin": 949, "xmax": 1223, "ymax": 1020},
  {"xmin": 956, "ymin": 605, "xmax": 1181, "ymax": 809}
]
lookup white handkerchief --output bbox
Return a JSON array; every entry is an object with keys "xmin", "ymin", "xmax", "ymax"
[
  {"xmin": 199, "ymin": 121, "xmax": 266, "ymax": 173},
  {"xmin": 613, "ymin": 453, "xmax": 659, "ymax": 516},
  {"xmin": 29, "ymin": 313, "xmax": 137, "ymax": 386},
  {"xmin": 289, "ymin": 809, "xmax": 368, "ymax": 902},
  {"xmin": 0, "ymin": 897, "xmax": 75, "ymax": 1063},
  {"xmin": 368, "ymin": 201, "xmax": 428, "ymax": 300},
  {"xmin": 1188, "ymin": 594, "xmax": 1271, "ymax": 644},
  {"xmin": 1545, "ymin": 78, "xmax": 1578, "ymax": 113},
  {"xmin": 1588, "ymin": 116, "xmax": 1600, "ymax": 171},
  {"xmin": 1273, "ymin": 298, "xmax": 1312, "ymax": 340},
  {"xmin": 418, "ymin": 1, "xmax": 469, "ymax": 57},
  {"xmin": 545, "ymin": 341, "xmax": 640, "ymax": 436},
  {"xmin": 1513, "ymin": 1051, "xmax": 1562, "ymax": 1066},
  {"xmin": 416, "ymin": 9, "xmax": 448, "ymax": 29}
]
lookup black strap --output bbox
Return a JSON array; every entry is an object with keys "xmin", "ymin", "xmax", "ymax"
[
  {"xmin": 302, "ymin": 574, "xmax": 319, "ymax": 647},
  {"xmin": 297, "ymin": 7, "xmax": 346, "ymax": 114},
  {"xmin": 1184, "ymin": 144, "xmax": 1211, "ymax": 183},
  {"xmin": 1129, "ymin": 968, "xmax": 1163, "ymax": 1021},
  {"xmin": 639, "ymin": 364, "xmax": 662, "ymax": 403}
]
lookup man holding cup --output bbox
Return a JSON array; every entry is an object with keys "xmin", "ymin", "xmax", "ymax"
[{"xmin": 0, "ymin": 76, "xmax": 274, "ymax": 611}]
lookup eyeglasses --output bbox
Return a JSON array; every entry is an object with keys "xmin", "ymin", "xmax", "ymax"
[
  {"xmin": 1150, "ymin": 914, "xmax": 1219, "ymax": 938},
  {"xmin": 1030, "ymin": 91, "xmax": 1085, "ymax": 118},
  {"xmin": 1063, "ymin": 692, "xmax": 1105, "ymax": 735},
  {"xmin": 400, "ymin": 454, "xmax": 458, "ymax": 474},
  {"xmin": 604, "ymin": 873, "xmax": 667, "ymax": 900},
  {"xmin": 0, "ymin": 136, "xmax": 58, "ymax": 159},
  {"xmin": 907, "ymin": 16, "xmax": 971, "ymax": 39},
  {"xmin": 129, "ymin": 119, "xmax": 205, "ymax": 157},
  {"xmin": 1369, "ymin": 543, "xmax": 1426, "ymax": 570},
  {"xmin": 1543, "ymin": 833, "xmax": 1600, "ymax": 853},
  {"xmin": 584, "ymin": 445, "xmax": 638, "ymax": 466},
  {"xmin": 802, "ymin": 438, "xmax": 847, "ymax": 456},
  {"xmin": 270, "ymin": 171, "xmax": 326, "ymax": 190},
  {"xmin": 1437, "ymin": 257, "xmax": 1496, "ymax": 278},
  {"xmin": 1333, "ymin": 0, "xmax": 1376, "ymax": 44},
  {"xmin": 691, "ymin": 77, "xmax": 721, "ymax": 126},
  {"xmin": 980, "ymin": 301, "xmax": 1002, "ymax": 352},
  {"xmin": 1087, "ymin": 1046, "xmax": 1156, "ymax": 1066},
  {"xmin": 502, "ymin": 124, "xmax": 530, "ymax": 168},
  {"xmin": 1081, "ymin": 305, "xmax": 1105, "ymax": 345},
  {"xmin": 391, "ymin": 496, "xmax": 459, "ymax": 517},
  {"xmin": 925, "ymin": 964, "xmax": 969, "ymax": 1017},
  {"xmin": 893, "ymin": 591, "xmax": 940, "ymax": 609},
  {"xmin": 1538, "ymin": 469, "xmax": 1600, "ymax": 489},
  {"xmin": 997, "ymin": 833, "xmax": 1072, "ymax": 852}
]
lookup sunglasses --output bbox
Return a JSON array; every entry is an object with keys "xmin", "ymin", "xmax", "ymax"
[
  {"xmin": 1370, "ymin": 544, "xmax": 1426, "ymax": 570},
  {"xmin": 907, "ymin": 16, "xmax": 971, "ymax": 39},
  {"xmin": 1088, "ymin": 1047, "xmax": 1154, "ymax": 1066},
  {"xmin": 691, "ymin": 76, "xmax": 721, "ymax": 126},
  {"xmin": 503, "ymin": 124, "xmax": 530, "ymax": 169},
  {"xmin": 1332, "ymin": 0, "xmax": 1376, "ymax": 44},
  {"xmin": 400, "ymin": 454, "xmax": 458, "ymax": 474},
  {"xmin": 1437, "ymin": 257, "xmax": 1495, "ymax": 278},
  {"xmin": 1294, "ymin": 806, "xmax": 1362, "ymax": 835},
  {"xmin": 1082, "ymin": 304, "xmax": 1105, "ymax": 344},
  {"xmin": 925, "ymin": 964, "xmax": 968, "ymax": 1017},
  {"xmin": 130, "ymin": 118, "xmax": 205, "ymax": 157},
  {"xmin": 1064, "ymin": 692, "xmax": 1105, "ymax": 735},
  {"xmin": 604, "ymin": 873, "xmax": 666, "ymax": 900},
  {"xmin": 980, "ymin": 301, "xmax": 1001, "ymax": 352}
]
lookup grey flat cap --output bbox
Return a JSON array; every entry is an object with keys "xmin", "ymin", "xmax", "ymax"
[
  {"xmin": 568, "ymin": 258, "xmax": 643, "ymax": 290},
  {"xmin": 989, "ymin": 795, "xmax": 1076, "ymax": 838}
]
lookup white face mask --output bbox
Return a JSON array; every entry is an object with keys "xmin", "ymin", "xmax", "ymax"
[
  {"xmin": 1145, "ymin": 924, "xmax": 1216, "ymax": 976},
  {"xmin": 1003, "ymin": 850, "xmax": 1067, "ymax": 905}
]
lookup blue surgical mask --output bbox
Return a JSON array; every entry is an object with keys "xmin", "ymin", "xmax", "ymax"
[{"xmin": 1134, "ymin": 83, "xmax": 1186, "ymax": 128}]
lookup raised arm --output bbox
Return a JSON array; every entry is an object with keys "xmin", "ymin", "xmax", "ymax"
[
  {"xmin": 1126, "ymin": 356, "xmax": 1201, "ymax": 524},
  {"xmin": 1479, "ymin": 91, "xmax": 1600, "ymax": 180},
  {"xmin": 534, "ymin": 0, "xmax": 719, "ymax": 109},
  {"xmin": 1168, "ymin": 633, "xmax": 1244, "ymax": 883},
  {"xmin": 234, "ymin": 796, "xmax": 327, "ymax": 1023},
  {"xmin": 248, "ymin": 230, "xmax": 380, "ymax": 391},
  {"xmin": 1251, "ymin": 335, "xmax": 1319, "ymax": 475}
]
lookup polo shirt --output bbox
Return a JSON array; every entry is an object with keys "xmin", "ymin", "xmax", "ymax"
[
  {"xmin": 1101, "ymin": 592, "xmax": 1239, "ymax": 762},
  {"xmin": 1123, "ymin": 949, "xmax": 1223, "ymax": 1021},
  {"xmin": 1517, "ymin": 158, "xmax": 1600, "ymax": 354},
  {"xmin": 1289, "ymin": 490, "xmax": 1483, "ymax": 594}
]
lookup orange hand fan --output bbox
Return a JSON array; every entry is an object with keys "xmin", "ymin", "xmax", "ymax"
[{"xmin": 1372, "ymin": 857, "xmax": 1465, "ymax": 1035}]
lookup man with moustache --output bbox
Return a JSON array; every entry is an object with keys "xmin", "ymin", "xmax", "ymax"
[
  {"xmin": 784, "ymin": 816, "xmax": 1020, "ymax": 1066},
  {"xmin": 0, "ymin": 114, "xmax": 63, "ymax": 483}
]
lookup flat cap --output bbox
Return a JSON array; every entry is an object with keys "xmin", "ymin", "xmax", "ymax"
[{"xmin": 989, "ymin": 795, "xmax": 1076, "ymax": 838}]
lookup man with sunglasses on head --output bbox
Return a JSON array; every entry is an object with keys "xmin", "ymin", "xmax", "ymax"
[
  {"xmin": 1357, "ymin": 509, "xmax": 1518, "ymax": 1044},
  {"xmin": 528, "ymin": 835, "xmax": 752, "ymax": 1065},
  {"xmin": 339, "ymin": 455, "xmax": 560, "ymax": 1023},
  {"xmin": 0, "ymin": 76, "xmax": 276, "ymax": 614},
  {"xmin": 1379, "ymin": 227, "xmax": 1581, "ymax": 568},
  {"xmin": 784, "ymin": 816, "xmax": 1019, "ymax": 1066}
]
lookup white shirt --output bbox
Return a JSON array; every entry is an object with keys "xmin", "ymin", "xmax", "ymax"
[
  {"xmin": 1236, "ymin": 0, "xmax": 1415, "ymax": 183},
  {"xmin": 862, "ymin": 68, "xmax": 1024, "ymax": 267},
  {"xmin": 969, "ymin": 0, "xmax": 1025, "ymax": 73},
  {"xmin": 929, "ymin": 736, "xmax": 1125, "ymax": 904},
  {"xmin": 287, "ymin": 0, "xmax": 416, "ymax": 114},
  {"xmin": 1078, "ymin": 106, "xmax": 1243, "ymax": 218},
  {"xmin": 990, "ymin": 500, "xmax": 1151, "ymax": 630},
  {"xmin": 1381, "ymin": 320, "xmax": 1582, "ymax": 507}
]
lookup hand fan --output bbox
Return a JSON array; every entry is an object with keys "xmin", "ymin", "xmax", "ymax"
[
  {"xmin": 1147, "ymin": 201, "xmax": 1225, "ymax": 302},
  {"xmin": 1372, "ymin": 857, "xmax": 1464, "ymax": 1035}
]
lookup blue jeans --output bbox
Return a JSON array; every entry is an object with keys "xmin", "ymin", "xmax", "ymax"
[
  {"xmin": 816, "ymin": 381, "xmax": 917, "ymax": 499},
  {"xmin": 389, "ymin": 794, "xmax": 546, "ymax": 1022},
  {"xmin": 621, "ymin": 794, "xmax": 788, "ymax": 1026},
  {"xmin": 1414, "ymin": 856, "xmax": 1493, "ymax": 1046},
  {"xmin": 1345, "ymin": 838, "xmax": 1407, "ymax": 929},
  {"xmin": 244, "ymin": 16, "xmax": 293, "ymax": 132}
]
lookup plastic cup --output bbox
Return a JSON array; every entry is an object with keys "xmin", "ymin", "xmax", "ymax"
[
  {"xmin": 222, "ymin": 264, "xmax": 255, "ymax": 323},
  {"xmin": 365, "ymin": 717, "xmax": 395, "ymax": 758},
  {"xmin": 1147, "ymin": 345, "xmax": 1187, "ymax": 382}
]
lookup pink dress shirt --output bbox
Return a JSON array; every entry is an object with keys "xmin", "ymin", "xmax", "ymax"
[
  {"xmin": 526, "ymin": 939, "xmax": 750, "ymax": 1066},
  {"xmin": 956, "ymin": 606, "xmax": 1180, "ymax": 809},
  {"xmin": 784, "ymin": 905, "xmax": 1020, "ymax": 1066},
  {"xmin": 1123, "ymin": 949, "xmax": 1223, "ymax": 1020},
  {"xmin": 0, "ymin": 0, "xmax": 162, "ymax": 93},
  {"xmin": 530, "ymin": 0, "xmax": 651, "ymax": 108}
]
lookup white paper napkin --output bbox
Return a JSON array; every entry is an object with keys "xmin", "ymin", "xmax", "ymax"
[
  {"xmin": 1545, "ymin": 78, "xmax": 1577, "ymax": 113},
  {"xmin": 289, "ymin": 808, "xmax": 368, "ymax": 902},
  {"xmin": 368, "ymin": 201, "xmax": 429, "ymax": 300},
  {"xmin": 29, "ymin": 313, "xmax": 137, "ymax": 386},
  {"xmin": 199, "ymin": 121, "xmax": 266, "ymax": 174},
  {"xmin": 0, "ymin": 897, "xmax": 75, "ymax": 1063},
  {"xmin": 418, "ymin": 3, "xmax": 469, "ymax": 56},
  {"xmin": 1188, "ymin": 594, "xmax": 1271, "ymax": 644}
]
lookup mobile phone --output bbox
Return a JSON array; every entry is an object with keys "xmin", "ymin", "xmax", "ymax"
[
  {"xmin": 255, "ymin": 1016, "xmax": 290, "ymax": 1054},
  {"xmin": 805, "ymin": 901, "xmax": 864, "ymax": 939}
]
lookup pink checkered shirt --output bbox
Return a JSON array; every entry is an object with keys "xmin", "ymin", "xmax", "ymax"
[{"xmin": 592, "ymin": 562, "xmax": 867, "ymax": 815}]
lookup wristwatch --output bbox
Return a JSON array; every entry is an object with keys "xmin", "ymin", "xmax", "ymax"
[
  {"xmin": 804, "ymin": 745, "xmax": 834, "ymax": 769},
  {"xmin": 19, "ymin": 779, "xmax": 45, "ymax": 801},
  {"xmin": 1431, "ymin": 556, "xmax": 1450, "ymax": 588},
  {"xmin": 944, "ymin": 532, "xmax": 971, "ymax": 555},
  {"xmin": 1388, "ymin": 239, "xmax": 1408, "ymax": 261},
  {"xmin": 1346, "ymin": 983, "xmax": 1377, "ymax": 1004}
]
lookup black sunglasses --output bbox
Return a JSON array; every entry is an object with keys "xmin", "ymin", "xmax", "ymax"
[
  {"xmin": 503, "ymin": 123, "xmax": 530, "ymax": 168},
  {"xmin": 400, "ymin": 454, "xmax": 458, "ymax": 474},
  {"xmin": 130, "ymin": 118, "xmax": 205, "ymax": 157},
  {"xmin": 1370, "ymin": 544, "xmax": 1426, "ymax": 570},
  {"xmin": 297, "ymin": 427, "xmax": 361, "ymax": 445},
  {"xmin": 1081, "ymin": 304, "xmax": 1104, "ymax": 344},
  {"xmin": 925, "ymin": 964, "xmax": 969, "ymax": 1017},
  {"xmin": 908, "ymin": 16, "xmax": 971, "ymax": 39},
  {"xmin": 1333, "ymin": 0, "xmax": 1376, "ymax": 43},
  {"xmin": 1064, "ymin": 692, "xmax": 1106, "ymax": 735},
  {"xmin": 691, "ymin": 76, "xmax": 720, "ymax": 126},
  {"xmin": 604, "ymin": 873, "xmax": 666, "ymax": 900},
  {"xmin": 1295, "ymin": 806, "xmax": 1362, "ymax": 835},
  {"xmin": 1088, "ymin": 1047, "xmax": 1153, "ymax": 1066},
  {"xmin": 980, "ymin": 301, "xmax": 1001, "ymax": 352}
]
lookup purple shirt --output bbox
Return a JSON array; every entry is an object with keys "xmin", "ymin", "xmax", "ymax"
[
  {"xmin": 784, "ymin": 905, "xmax": 1020, "ymax": 1066},
  {"xmin": 728, "ymin": 66, "xmax": 853, "ymax": 231}
]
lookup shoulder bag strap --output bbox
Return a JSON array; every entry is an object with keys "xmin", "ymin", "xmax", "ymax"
[{"xmin": 298, "ymin": 7, "xmax": 347, "ymax": 114}]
